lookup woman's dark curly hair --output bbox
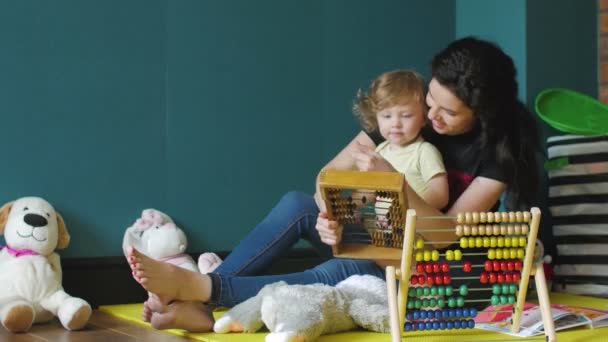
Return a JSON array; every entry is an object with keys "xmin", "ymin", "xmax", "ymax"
[{"xmin": 431, "ymin": 37, "xmax": 539, "ymax": 209}]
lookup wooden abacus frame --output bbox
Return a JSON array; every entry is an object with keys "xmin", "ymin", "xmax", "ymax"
[
  {"xmin": 319, "ymin": 169, "xmax": 407, "ymax": 261},
  {"xmin": 386, "ymin": 208, "xmax": 555, "ymax": 342},
  {"xmin": 318, "ymin": 170, "xmax": 556, "ymax": 342}
]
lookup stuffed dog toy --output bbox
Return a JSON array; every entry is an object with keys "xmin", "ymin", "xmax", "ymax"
[
  {"xmin": 122, "ymin": 208, "xmax": 221, "ymax": 273},
  {"xmin": 213, "ymin": 274, "xmax": 390, "ymax": 342},
  {"xmin": 0, "ymin": 197, "xmax": 91, "ymax": 333}
]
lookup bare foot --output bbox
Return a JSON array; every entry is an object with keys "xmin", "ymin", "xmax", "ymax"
[
  {"xmin": 142, "ymin": 297, "xmax": 154, "ymax": 322},
  {"xmin": 143, "ymin": 294, "xmax": 169, "ymax": 323},
  {"xmin": 150, "ymin": 301, "xmax": 214, "ymax": 332},
  {"xmin": 128, "ymin": 246, "xmax": 212, "ymax": 303},
  {"xmin": 147, "ymin": 294, "xmax": 166, "ymax": 312},
  {"xmin": 142, "ymin": 302, "xmax": 151, "ymax": 322},
  {"xmin": 198, "ymin": 252, "xmax": 223, "ymax": 274}
]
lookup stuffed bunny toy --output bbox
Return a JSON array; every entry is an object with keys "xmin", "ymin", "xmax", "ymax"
[
  {"xmin": 0, "ymin": 197, "xmax": 91, "ymax": 333},
  {"xmin": 213, "ymin": 274, "xmax": 391, "ymax": 342},
  {"xmin": 122, "ymin": 209, "xmax": 221, "ymax": 273}
]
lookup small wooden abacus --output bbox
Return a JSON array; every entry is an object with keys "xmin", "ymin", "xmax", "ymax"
[
  {"xmin": 318, "ymin": 170, "xmax": 556, "ymax": 342},
  {"xmin": 318, "ymin": 169, "xmax": 408, "ymax": 260}
]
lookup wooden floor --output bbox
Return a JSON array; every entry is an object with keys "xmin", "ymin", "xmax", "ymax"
[{"xmin": 0, "ymin": 311, "xmax": 194, "ymax": 342}]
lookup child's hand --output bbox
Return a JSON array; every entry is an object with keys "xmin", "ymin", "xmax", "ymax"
[
  {"xmin": 315, "ymin": 212, "xmax": 343, "ymax": 246},
  {"xmin": 351, "ymin": 141, "xmax": 395, "ymax": 172}
]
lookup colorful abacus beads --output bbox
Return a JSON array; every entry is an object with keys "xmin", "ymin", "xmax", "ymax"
[
  {"xmin": 407, "ymin": 298, "xmax": 449, "ymax": 309},
  {"xmin": 455, "ymin": 224, "xmax": 530, "ymax": 236},
  {"xmin": 415, "ymin": 249, "xmax": 441, "ymax": 262},
  {"xmin": 406, "ymin": 308, "xmax": 478, "ymax": 321},
  {"xmin": 444, "ymin": 249, "xmax": 463, "ymax": 261},
  {"xmin": 492, "ymin": 284, "xmax": 518, "ymax": 295},
  {"xmin": 460, "ymin": 236, "xmax": 526, "ymax": 248},
  {"xmin": 447, "ymin": 296, "xmax": 465, "ymax": 307},
  {"xmin": 409, "ymin": 274, "xmax": 452, "ymax": 286},
  {"xmin": 487, "ymin": 248, "xmax": 525, "ymax": 260},
  {"xmin": 407, "ymin": 285, "xmax": 469, "ymax": 297},
  {"xmin": 484, "ymin": 260, "xmax": 523, "ymax": 272},
  {"xmin": 415, "ymin": 261, "xmax": 450, "ymax": 273},
  {"xmin": 404, "ymin": 319, "xmax": 475, "ymax": 331},
  {"xmin": 415, "ymin": 261, "xmax": 471, "ymax": 273},
  {"xmin": 490, "ymin": 295, "xmax": 516, "ymax": 305},
  {"xmin": 406, "ymin": 296, "xmax": 466, "ymax": 309},
  {"xmin": 459, "ymin": 284, "xmax": 468, "ymax": 296},
  {"xmin": 456, "ymin": 211, "xmax": 530, "ymax": 224},
  {"xmin": 479, "ymin": 271, "xmax": 521, "ymax": 284}
]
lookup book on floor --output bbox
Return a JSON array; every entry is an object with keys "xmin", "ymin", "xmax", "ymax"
[{"xmin": 474, "ymin": 302, "xmax": 608, "ymax": 337}]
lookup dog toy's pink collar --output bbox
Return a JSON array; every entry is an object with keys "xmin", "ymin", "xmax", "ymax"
[
  {"xmin": 158, "ymin": 253, "xmax": 192, "ymax": 266},
  {"xmin": 0, "ymin": 245, "xmax": 39, "ymax": 257}
]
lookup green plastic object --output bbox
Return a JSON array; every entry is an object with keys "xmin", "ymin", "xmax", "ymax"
[
  {"xmin": 544, "ymin": 157, "xmax": 569, "ymax": 171},
  {"xmin": 535, "ymin": 88, "xmax": 608, "ymax": 134}
]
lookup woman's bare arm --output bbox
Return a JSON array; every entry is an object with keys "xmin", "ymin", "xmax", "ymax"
[
  {"xmin": 446, "ymin": 177, "xmax": 506, "ymax": 215},
  {"xmin": 407, "ymin": 176, "xmax": 506, "ymax": 247}
]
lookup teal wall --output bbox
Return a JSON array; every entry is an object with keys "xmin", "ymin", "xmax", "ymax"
[
  {"xmin": 0, "ymin": 1, "xmax": 167, "ymax": 257},
  {"xmin": 0, "ymin": 1, "xmax": 454, "ymax": 257},
  {"xmin": 456, "ymin": 0, "xmax": 528, "ymax": 100},
  {"xmin": 527, "ymin": 0, "xmax": 597, "ymax": 111}
]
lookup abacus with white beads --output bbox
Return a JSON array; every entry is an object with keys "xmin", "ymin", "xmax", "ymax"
[
  {"xmin": 318, "ymin": 169, "xmax": 408, "ymax": 260},
  {"xmin": 318, "ymin": 170, "xmax": 555, "ymax": 342}
]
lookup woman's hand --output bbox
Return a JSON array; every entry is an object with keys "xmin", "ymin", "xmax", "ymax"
[
  {"xmin": 351, "ymin": 141, "xmax": 395, "ymax": 172},
  {"xmin": 316, "ymin": 212, "xmax": 343, "ymax": 246}
]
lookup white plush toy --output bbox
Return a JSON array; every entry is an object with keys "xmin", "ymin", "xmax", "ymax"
[
  {"xmin": 122, "ymin": 208, "xmax": 221, "ymax": 273},
  {"xmin": 0, "ymin": 197, "xmax": 92, "ymax": 333},
  {"xmin": 213, "ymin": 274, "xmax": 391, "ymax": 342}
]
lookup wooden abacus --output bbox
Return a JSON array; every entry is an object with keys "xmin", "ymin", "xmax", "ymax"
[
  {"xmin": 318, "ymin": 169, "xmax": 407, "ymax": 260},
  {"xmin": 318, "ymin": 170, "xmax": 556, "ymax": 342}
]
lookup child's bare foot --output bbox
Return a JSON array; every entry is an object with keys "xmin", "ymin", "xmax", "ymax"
[
  {"xmin": 142, "ymin": 299, "xmax": 152, "ymax": 322},
  {"xmin": 198, "ymin": 252, "xmax": 223, "ymax": 274},
  {"xmin": 128, "ymin": 246, "xmax": 212, "ymax": 303},
  {"xmin": 142, "ymin": 294, "xmax": 165, "ymax": 322},
  {"xmin": 150, "ymin": 301, "xmax": 214, "ymax": 332}
]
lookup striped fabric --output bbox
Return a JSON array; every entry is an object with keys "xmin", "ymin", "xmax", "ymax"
[{"xmin": 547, "ymin": 135, "xmax": 608, "ymax": 297}]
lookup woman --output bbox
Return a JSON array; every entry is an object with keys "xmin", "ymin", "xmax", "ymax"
[{"xmin": 127, "ymin": 36, "xmax": 540, "ymax": 332}]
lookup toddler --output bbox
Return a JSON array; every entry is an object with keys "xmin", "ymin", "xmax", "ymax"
[{"xmin": 353, "ymin": 70, "xmax": 448, "ymax": 224}]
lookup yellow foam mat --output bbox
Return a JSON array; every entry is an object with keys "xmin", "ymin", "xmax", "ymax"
[{"xmin": 99, "ymin": 293, "xmax": 608, "ymax": 342}]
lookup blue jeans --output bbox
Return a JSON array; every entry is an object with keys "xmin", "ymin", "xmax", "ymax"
[{"xmin": 207, "ymin": 191, "xmax": 385, "ymax": 307}]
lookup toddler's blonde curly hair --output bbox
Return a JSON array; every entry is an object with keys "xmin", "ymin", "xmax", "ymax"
[{"xmin": 354, "ymin": 70, "xmax": 427, "ymax": 132}]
